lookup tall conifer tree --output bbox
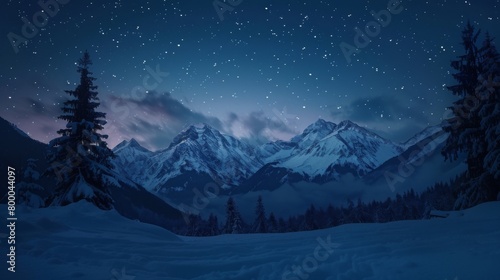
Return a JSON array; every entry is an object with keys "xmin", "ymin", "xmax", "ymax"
[
  {"xmin": 46, "ymin": 51, "xmax": 115, "ymax": 210},
  {"xmin": 443, "ymin": 23, "xmax": 500, "ymax": 208}
]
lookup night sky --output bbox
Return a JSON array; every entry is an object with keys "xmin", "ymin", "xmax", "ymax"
[{"xmin": 1, "ymin": 0, "xmax": 499, "ymax": 151}]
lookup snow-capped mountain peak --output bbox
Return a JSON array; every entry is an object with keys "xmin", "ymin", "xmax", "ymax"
[
  {"xmin": 113, "ymin": 123, "xmax": 264, "ymax": 195},
  {"xmin": 112, "ymin": 119, "xmax": 446, "ymax": 197},
  {"xmin": 252, "ymin": 119, "xmax": 405, "ymax": 184},
  {"xmin": 168, "ymin": 125, "xmax": 200, "ymax": 147},
  {"xmin": 332, "ymin": 120, "xmax": 383, "ymax": 140},
  {"xmin": 302, "ymin": 118, "xmax": 337, "ymax": 135},
  {"xmin": 336, "ymin": 120, "xmax": 360, "ymax": 131},
  {"xmin": 167, "ymin": 123, "xmax": 224, "ymax": 149},
  {"xmin": 291, "ymin": 118, "xmax": 337, "ymax": 148},
  {"xmin": 114, "ymin": 138, "xmax": 151, "ymax": 153},
  {"xmin": 128, "ymin": 138, "xmax": 143, "ymax": 148},
  {"xmin": 112, "ymin": 138, "xmax": 154, "ymax": 182}
]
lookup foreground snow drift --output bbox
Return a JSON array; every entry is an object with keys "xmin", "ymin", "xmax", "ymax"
[{"xmin": 1, "ymin": 201, "xmax": 499, "ymax": 280}]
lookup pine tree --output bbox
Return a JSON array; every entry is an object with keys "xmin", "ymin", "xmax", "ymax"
[
  {"xmin": 477, "ymin": 32, "xmax": 500, "ymax": 199},
  {"xmin": 341, "ymin": 199, "xmax": 355, "ymax": 224},
  {"xmin": 287, "ymin": 216, "xmax": 298, "ymax": 232},
  {"xmin": 315, "ymin": 207, "xmax": 328, "ymax": 229},
  {"xmin": 46, "ymin": 51, "xmax": 115, "ymax": 210},
  {"xmin": 326, "ymin": 204, "xmax": 338, "ymax": 227},
  {"xmin": 304, "ymin": 204, "xmax": 318, "ymax": 230},
  {"xmin": 267, "ymin": 212, "xmax": 278, "ymax": 233},
  {"xmin": 223, "ymin": 197, "xmax": 244, "ymax": 234},
  {"xmin": 477, "ymin": 33, "xmax": 500, "ymax": 171},
  {"xmin": 253, "ymin": 195, "xmax": 267, "ymax": 233},
  {"xmin": 354, "ymin": 198, "xmax": 371, "ymax": 223},
  {"xmin": 18, "ymin": 159, "xmax": 45, "ymax": 208},
  {"xmin": 442, "ymin": 21, "xmax": 483, "ymax": 165},
  {"xmin": 186, "ymin": 214, "xmax": 203, "ymax": 236},
  {"xmin": 207, "ymin": 213, "xmax": 220, "ymax": 236},
  {"xmin": 442, "ymin": 23, "xmax": 500, "ymax": 208},
  {"xmin": 277, "ymin": 217, "xmax": 287, "ymax": 233}
]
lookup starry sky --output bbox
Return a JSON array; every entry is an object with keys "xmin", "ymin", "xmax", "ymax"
[{"xmin": 1, "ymin": 0, "xmax": 499, "ymax": 151}]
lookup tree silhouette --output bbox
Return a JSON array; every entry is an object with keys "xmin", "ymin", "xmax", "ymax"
[
  {"xmin": 443, "ymin": 22, "xmax": 500, "ymax": 208},
  {"xmin": 223, "ymin": 197, "xmax": 244, "ymax": 234},
  {"xmin": 46, "ymin": 51, "xmax": 115, "ymax": 210},
  {"xmin": 253, "ymin": 195, "xmax": 267, "ymax": 233},
  {"xmin": 18, "ymin": 159, "xmax": 45, "ymax": 208}
]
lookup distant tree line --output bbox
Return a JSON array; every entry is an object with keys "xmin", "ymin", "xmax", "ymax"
[{"xmin": 179, "ymin": 175, "xmax": 461, "ymax": 236}]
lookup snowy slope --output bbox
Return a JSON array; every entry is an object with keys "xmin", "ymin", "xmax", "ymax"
[
  {"xmin": 112, "ymin": 138, "xmax": 156, "ymax": 182},
  {"xmin": 114, "ymin": 124, "xmax": 264, "ymax": 194},
  {"xmin": 154, "ymin": 124, "xmax": 263, "ymax": 189},
  {"xmin": 400, "ymin": 123, "xmax": 445, "ymax": 150},
  {"xmin": 259, "ymin": 119, "xmax": 337, "ymax": 164},
  {"xmin": 290, "ymin": 118, "xmax": 337, "ymax": 149},
  {"xmin": 259, "ymin": 140, "xmax": 297, "ymax": 163},
  {"xmin": 240, "ymin": 120, "xmax": 405, "ymax": 190},
  {"xmin": 48, "ymin": 160, "xmax": 186, "ymax": 231},
  {"xmin": 0, "ymin": 116, "xmax": 52, "ymax": 203},
  {"xmin": 3, "ymin": 201, "xmax": 499, "ymax": 279},
  {"xmin": 363, "ymin": 124, "xmax": 456, "ymax": 190},
  {"xmin": 280, "ymin": 120, "xmax": 404, "ymax": 178}
]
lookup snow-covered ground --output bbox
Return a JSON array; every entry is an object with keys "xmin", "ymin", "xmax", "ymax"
[{"xmin": 1, "ymin": 201, "xmax": 499, "ymax": 280}]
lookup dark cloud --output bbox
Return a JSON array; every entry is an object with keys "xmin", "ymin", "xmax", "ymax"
[
  {"xmin": 227, "ymin": 112, "xmax": 239, "ymax": 123},
  {"xmin": 25, "ymin": 97, "xmax": 63, "ymax": 117},
  {"xmin": 330, "ymin": 95, "xmax": 432, "ymax": 142},
  {"xmin": 243, "ymin": 111, "xmax": 269, "ymax": 136},
  {"xmin": 332, "ymin": 95, "xmax": 430, "ymax": 124},
  {"xmin": 369, "ymin": 123, "xmax": 429, "ymax": 143},
  {"xmin": 124, "ymin": 118, "xmax": 160, "ymax": 135},
  {"xmin": 105, "ymin": 91, "xmax": 225, "ymax": 150},
  {"xmin": 115, "ymin": 117, "xmax": 178, "ymax": 149},
  {"xmin": 238, "ymin": 110, "xmax": 297, "ymax": 144},
  {"xmin": 108, "ymin": 91, "xmax": 223, "ymax": 128}
]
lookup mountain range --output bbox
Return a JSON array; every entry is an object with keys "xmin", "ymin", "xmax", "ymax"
[
  {"xmin": 112, "ymin": 119, "xmax": 460, "ymax": 200},
  {"xmin": 1, "ymin": 115, "xmax": 466, "ymax": 220}
]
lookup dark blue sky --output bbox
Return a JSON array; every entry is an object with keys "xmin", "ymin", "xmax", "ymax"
[{"xmin": 1, "ymin": 0, "xmax": 499, "ymax": 150}]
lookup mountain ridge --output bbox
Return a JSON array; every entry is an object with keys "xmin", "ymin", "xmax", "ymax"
[{"xmin": 112, "ymin": 118, "xmax": 448, "ymax": 198}]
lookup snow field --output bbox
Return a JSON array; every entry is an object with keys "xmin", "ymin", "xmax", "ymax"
[{"xmin": 1, "ymin": 201, "xmax": 499, "ymax": 280}]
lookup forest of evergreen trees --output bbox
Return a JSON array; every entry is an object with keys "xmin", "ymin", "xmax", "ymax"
[{"xmin": 180, "ymin": 175, "xmax": 461, "ymax": 236}]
